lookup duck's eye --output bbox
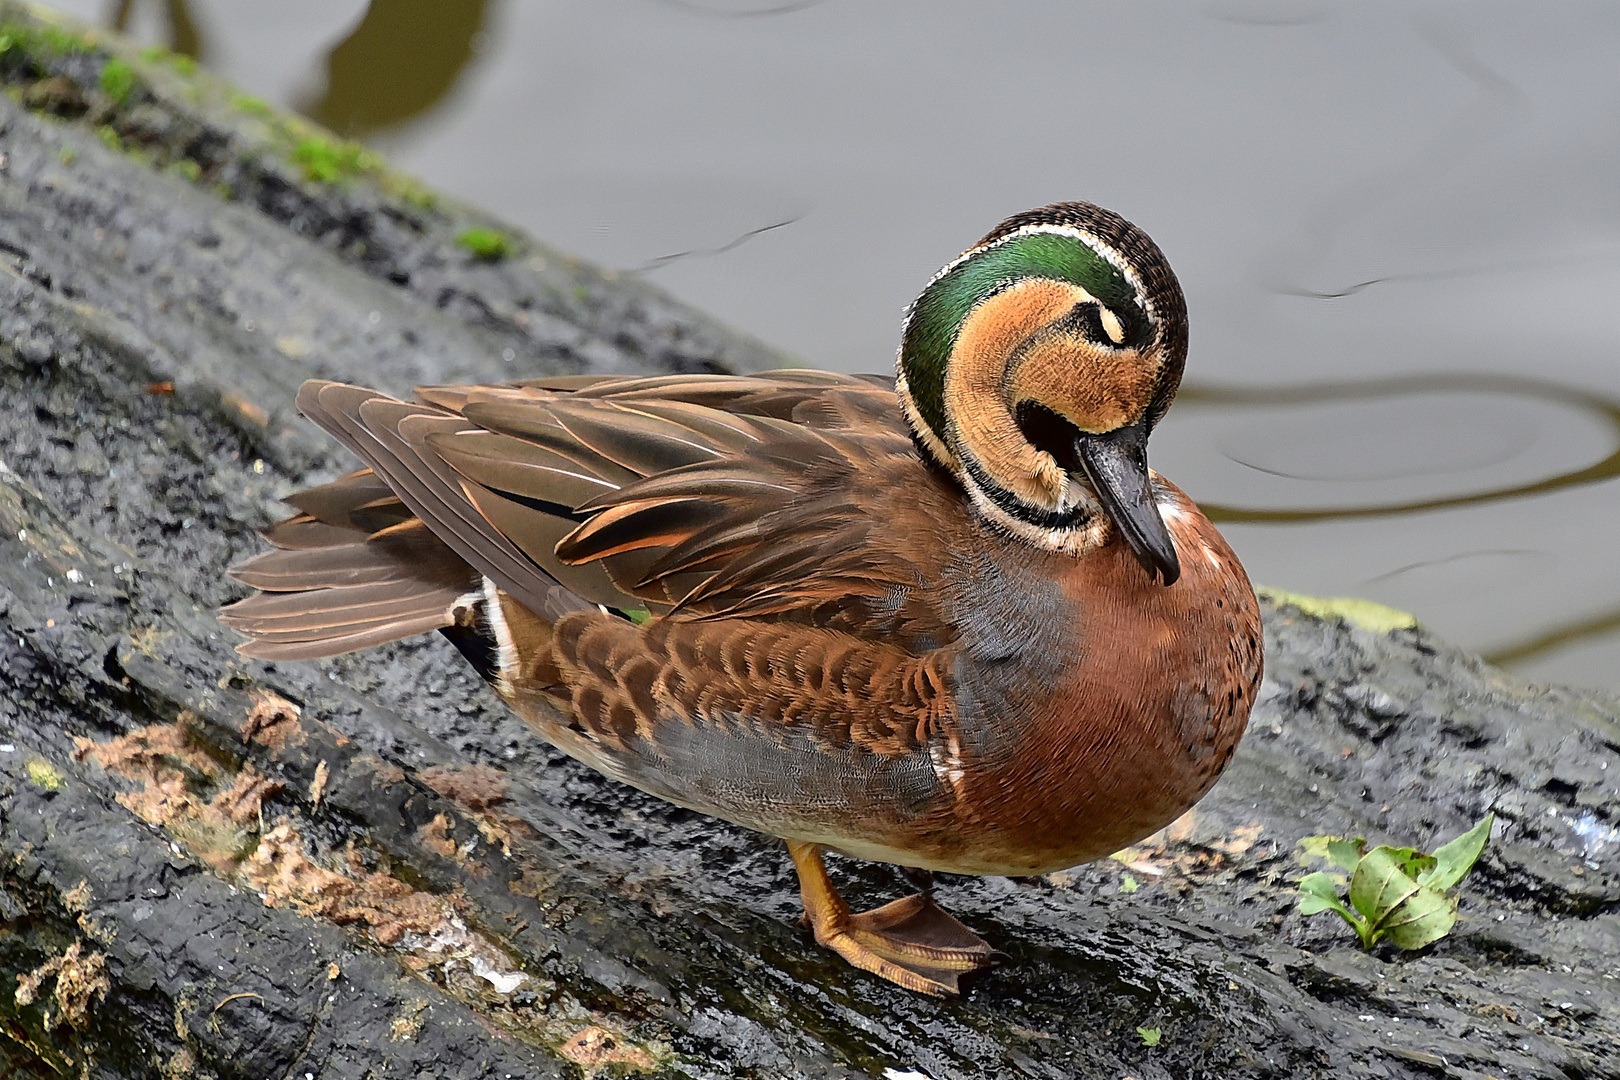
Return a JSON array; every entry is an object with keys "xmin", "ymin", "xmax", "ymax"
[{"xmin": 1067, "ymin": 302, "xmax": 1128, "ymax": 346}]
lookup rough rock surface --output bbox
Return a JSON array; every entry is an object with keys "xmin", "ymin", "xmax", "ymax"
[{"xmin": 1, "ymin": 8, "xmax": 1617, "ymax": 1078}]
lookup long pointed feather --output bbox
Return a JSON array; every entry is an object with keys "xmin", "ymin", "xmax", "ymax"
[{"xmin": 427, "ymin": 429, "xmax": 620, "ymax": 510}]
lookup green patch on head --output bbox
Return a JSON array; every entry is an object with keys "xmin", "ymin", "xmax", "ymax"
[
  {"xmin": 1256, "ymin": 586, "xmax": 1417, "ymax": 634},
  {"xmin": 900, "ymin": 231, "xmax": 1143, "ymax": 443}
]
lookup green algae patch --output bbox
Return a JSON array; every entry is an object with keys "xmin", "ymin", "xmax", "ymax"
[
  {"xmin": 1257, "ymin": 586, "xmax": 1418, "ymax": 634},
  {"xmin": 137, "ymin": 43, "xmax": 195, "ymax": 77},
  {"xmin": 291, "ymin": 135, "xmax": 379, "ymax": 185},
  {"xmin": 456, "ymin": 227, "xmax": 514, "ymax": 261},
  {"xmin": 26, "ymin": 759, "xmax": 65, "ymax": 790},
  {"xmin": 229, "ymin": 91, "xmax": 272, "ymax": 118},
  {"xmin": 384, "ymin": 173, "xmax": 439, "ymax": 212},
  {"xmin": 97, "ymin": 56, "xmax": 135, "ymax": 103},
  {"xmin": 0, "ymin": 20, "xmax": 93, "ymax": 62}
]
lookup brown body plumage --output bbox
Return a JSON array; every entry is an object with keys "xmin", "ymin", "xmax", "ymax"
[{"xmin": 221, "ymin": 203, "xmax": 1263, "ymax": 994}]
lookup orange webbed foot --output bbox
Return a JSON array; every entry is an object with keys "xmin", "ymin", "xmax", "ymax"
[{"xmin": 788, "ymin": 842, "xmax": 1002, "ymax": 996}]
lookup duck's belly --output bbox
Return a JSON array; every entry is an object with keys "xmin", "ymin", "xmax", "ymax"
[{"xmin": 516, "ymin": 690, "xmax": 1215, "ymax": 878}]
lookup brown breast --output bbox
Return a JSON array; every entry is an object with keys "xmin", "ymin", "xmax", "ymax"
[{"xmin": 908, "ymin": 477, "xmax": 1263, "ymax": 875}]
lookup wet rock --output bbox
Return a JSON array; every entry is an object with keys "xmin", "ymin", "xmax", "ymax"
[{"xmin": 0, "ymin": 6, "xmax": 1617, "ymax": 1078}]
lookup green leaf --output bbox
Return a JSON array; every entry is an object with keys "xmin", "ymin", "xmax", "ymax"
[
  {"xmin": 1297, "ymin": 834, "xmax": 1334, "ymax": 861},
  {"xmin": 1349, "ymin": 845, "xmax": 1423, "ymax": 929},
  {"xmin": 1378, "ymin": 884, "xmax": 1458, "ymax": 950},
  {"xmin": 1418, "ymin": 813, "xmax": 1494, "ymax": 892},
  {"xmin": 1298, "ymin": 871, "xmax": 1364, "ymax": 936},
  {"xmin": 1380, "ymin": 845, "xmax": 1437, "ymax": 883},
  {"xmin": 1298, "ymin": 834, "xmax": 1365, "ymax": 872},
  {"xmin": 1136, "ymin": 1026, "xmax": 1161, "ymax": 1047},
  {"xmin": 1119, "ymin": 873, "xmax": 1139, "ymax": 894},
  {"xmin": 1326, "ymin": 837, "xmax": 1364, "ymax": 872}
]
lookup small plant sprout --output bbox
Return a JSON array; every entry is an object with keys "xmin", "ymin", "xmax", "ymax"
[
  {"xmin": 1297, "ymin": 813, "xmax": 1494, "ymax": 950},
  {"xmin": 1136, "ymin": 1026, "xmax": 1161, "ymax": 1047}
]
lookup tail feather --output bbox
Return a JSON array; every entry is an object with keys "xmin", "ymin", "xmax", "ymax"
[
  {"xmin": 221, "ymin": 382, "xmax": 597, "ymax": 665},
  {"xmin": 222, "ymin": 509, "xmax": 482, "ymax": 660}
]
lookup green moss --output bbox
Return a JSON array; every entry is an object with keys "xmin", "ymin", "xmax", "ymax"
[
  {"xmin": 94, "ymin": 124, "xmax": 121, "ymax": 152},
  {"xmin": 0, "ymin": 21, "xmax": 92, "ymax": 60},
  {"xmin": 383, "ymin": 173, "xmax": 438, "ymax": 212},
  {"xmin": 167, "ymin": 158, "xmax": 202, "ymax": 182},
  {"xmin": 137, "ymin": 43, "xmax": 195, "ymax": 77},
  {"xmin": 456, "ymin": 227, "xmax": 513, "ymax": 261},
  {"xmin": 98, "ymin": 56, "xmax": 137, "ymax": 103},
  {"xmin": 291, "ymin": 135, "xmax": 377, "ymax": 184},
  {"xmin": 26, "ymin": 760, "xmax": 65, "ymax": 791},
  {"xmin": 229, "ymin": 91, "xmax": 272, "ymax": 118},
  {"xmin": 1256, "ymin": 586, "xmax": 1418, "ymax": 634}
]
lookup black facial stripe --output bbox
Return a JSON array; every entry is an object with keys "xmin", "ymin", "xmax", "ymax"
[
  {"xmin": 1064, "ymin": 302, "xmax": 1112, "ymax": 346},
  {"xmin": 960, "ymin": 453, "xmax": 1092, "ymax": 531}
]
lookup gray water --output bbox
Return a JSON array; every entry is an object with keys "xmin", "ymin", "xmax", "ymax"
[{"xmin": 48, "ymin": 0, "xmax": 1620, "ymax": 691}]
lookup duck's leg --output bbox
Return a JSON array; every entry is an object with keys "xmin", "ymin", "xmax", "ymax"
[{"xmin": 787, "ymin": 841, "xmax": 1001, "ymax": 996}]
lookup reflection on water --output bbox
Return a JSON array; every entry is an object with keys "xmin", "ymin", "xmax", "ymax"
[
  {"xmin": 301, "ymin": 0, "xmax": 490, "ymax": 137},
  {"xmin": 43, "ymin": 1, "xmax": 1620, "ymax": 691},
  {"xmin": 1172, "ymin": 374, "xmax": 1620, "ymax": 669},
  {"xmin": 107, "ymin": 0, "xmax": 202, "ymax": 60},
  {"xmin": 1181, "ymin": 374, "xmax": 1620, "ymax": 523}
]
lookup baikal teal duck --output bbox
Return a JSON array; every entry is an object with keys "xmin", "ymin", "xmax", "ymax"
[{"xmin": 219, "ymin": 202, "xmax": 1263, "ymax": 996}]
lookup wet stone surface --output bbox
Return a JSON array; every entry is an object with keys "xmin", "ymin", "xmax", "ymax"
[{"xmin": 1, "ymin": 8, "xmax": 1618, "ymax": 1078}]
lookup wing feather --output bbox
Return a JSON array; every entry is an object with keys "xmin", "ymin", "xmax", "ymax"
[{"xmin": 228, "ymin": 371, "xmax": 942, "ymax": 664}]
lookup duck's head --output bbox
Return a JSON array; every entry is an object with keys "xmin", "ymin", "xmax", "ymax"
[{"xmin": 897, "ymin": 202, "xmax": 1188, "ymax": 585}]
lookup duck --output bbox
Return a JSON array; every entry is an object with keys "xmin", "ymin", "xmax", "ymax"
[{"xmin": 219, "ymin": 201, "xmax": 1263, "ymax": 996}]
